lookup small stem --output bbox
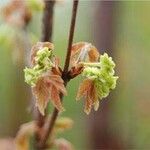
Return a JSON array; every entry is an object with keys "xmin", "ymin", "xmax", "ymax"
[
  {"xmin": 38, "ymin": 0, "xmax": 79, "ymax": 149},
  {"xmin": 63, "ymin": 0, "xmax": 79, "ymax": 74},
  {"xmin": 41, "ymin": 0, "xmax": 55, "ymax": 42}
]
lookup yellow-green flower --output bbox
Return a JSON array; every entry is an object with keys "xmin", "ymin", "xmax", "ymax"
[
  {"xmin": 82, "ymin": 53, "xmax": 118, "ymax": 99},
  {"xmin": 24, "ymin": 47, "xmax": 53, "ymax": 87}
]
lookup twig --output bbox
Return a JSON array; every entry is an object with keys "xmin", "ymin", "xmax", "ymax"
[
  {"xmin": 38, "ymin": 0, "xmax": 79, "ymax": 149},
  {"xmin": 36, "ymin": 0, "xmax": 55, "ymax": 129},
  {"xmin": 63, "ymin": 0, "xmax": 79, "ymax": 75},
  {"xmin": 41, "ymin": 0, "xmax": 55, "ymax": 42},
  {"xmin": 34, "ymin": 1, "xmax": 55, "ymax": 149}
]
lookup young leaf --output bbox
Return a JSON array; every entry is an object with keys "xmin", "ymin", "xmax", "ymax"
[
  {"xmin": 24, "ymin": 42, "xmax": 67, "ymax": 115},
  {"xmin": 31, "ymin": 42, "xmax": 54, "ymax": 65},
  {"xmin": 24, "ymin": 43, "xmax": 54, "ymax": 87},
  {"xmin": 32, "ymin": 76, "xmax": 50, "ymax": 115},
  {"xmin": 71, "ymin": 42, "xmax": 100, "ymax": 65},
  {"xmin": 77, "ymin": 79, "xmax": 98, "ymax": 114},
  {"xmin": 33, "ymin": 72, "xmax": 67, "ymax": 115}
]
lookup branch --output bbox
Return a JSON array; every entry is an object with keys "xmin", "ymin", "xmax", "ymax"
[
  {"xmin": 41, "ymin": 0, "xmax": 55, "ymax": 42},
  {"xmin": 63, "ymin": 0, "xmax": 79, "ymax": 75},
  {"xmin": 38, "ymin": 1, "xmax": 79, "ymax": 149},
  {"xmin": 35, "ymin": 0, "xmax": 55, "ymax": 128},
  {"xmin": 34, "ymin": 0, "xmax": 55, "ymax": 149}
]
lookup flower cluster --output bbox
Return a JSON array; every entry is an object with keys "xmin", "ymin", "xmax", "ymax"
[
  {"xmin": 24, "ymin": 42, "xmax": 118, "ymax": 115},
  {"xmin": 77, "ymin": 53, "xmax": 118, "ymax": 114},
  {"xmin": 83, "ymin": 53, "xmax": 118, "ymax": 98},
  {"xmin": 24, "ymin": 42, "xmax": 66, "ymax": 115},
  {"xmin": 24, "ymin": 47, "xmax": 53, "ymax": 87}
]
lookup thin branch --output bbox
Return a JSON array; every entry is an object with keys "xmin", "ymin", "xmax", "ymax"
[
  {"xmin": 35, "ymin": 0, "xmax": 55, "ymax": 129},
  {"xmin": 63, "ymin": 0, "xmax": 79, "ymax": 74},
  {"xmin": 34, "ymin": 0, "xmax": 55, "ymax": 149},
  {"xmin": 38, "ymin": 1, "xmax": 79, "ymax": 148},
  {"xmin": 41, "ymin": 0, "xmax": 55, "ymax": 42}
]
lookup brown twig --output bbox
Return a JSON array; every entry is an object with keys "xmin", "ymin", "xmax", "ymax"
[
  {"xmin": 38, "ymin": 0, "xmax": 79, "ymax": 149},
  {"xmin": 36, "ymin": 0, "xmax": 55, "ymax": 129},
  {"xmin": 41, "ymin": 0, "xmax": 55, "ymax": 42},
  {"xmin": 63, "ymin": 0, "xmax": 79, "ymax": 75},
  {"xmin": 34, "ymin": 1, "xmax": 55, "ymax": 149}
]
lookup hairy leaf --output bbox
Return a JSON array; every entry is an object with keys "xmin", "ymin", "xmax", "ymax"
[
  {"xmin": 33, "ymin": 72, "xmax": 67, "ymax": 115},
  {"xmin": 31, "ymin": 42, "xmax": 54, "ymax": 65},
  {"xmin": 71, "ymin": 42, "xmax": 100, "ymax": 65},
  {"xmin": 77, "ymin": 79, "xmax": 98, "ymax": 114},
  {"xmin": 32, "ymin": 77, "xmax": 49, "ymax": 115}
]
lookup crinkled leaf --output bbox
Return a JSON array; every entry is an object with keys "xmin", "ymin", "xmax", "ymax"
[
  {"xmin": 88, "ymin": 46, "xmax": 100, "ymax": 62},
  {"xmin": 71, "ymin": 42, "xmax": 100, "ymax": 65},
  {"xmin": 76, "ymin": 79, "xmax": 99, "ymax": 114},
  {"xmin": 24, "ymin": 42, "xmax": 54, "ymax": 87},
  {"xmin": 31, "ymin": 42, "xmax": 54, "ymax": 65},
  {"xmin": 32, "ymin": 77, "xmax": 49, "ymax": 115},
  {"xmin": 33, "ymin": 72, "xmax": 67, "ymax": 115},
  {"xmin": 49, "ymin": 85, "xmax": 64, "ymax": 112}
]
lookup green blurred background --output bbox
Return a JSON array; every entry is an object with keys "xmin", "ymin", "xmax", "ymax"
[{"xmin": 0, "ymin": 0, "xmax": 150, "ymax": 149}]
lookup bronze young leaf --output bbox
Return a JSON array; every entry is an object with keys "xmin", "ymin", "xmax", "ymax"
[
  {"xmin": 24, "ymin": 42, "xmax": 67, "ymax": 115},
  {"xmin": 71, "ymin": 42, "xmax": 100, "ymax": 65},
  {"xmin": 76, "ymin": 79, "xmax": 98, "ymax": 114}
]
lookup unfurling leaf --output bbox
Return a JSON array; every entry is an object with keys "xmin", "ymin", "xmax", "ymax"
[
  {"xmin": 54, "ymin": 138, "xmax": 74, "ymax": 150},
  {"xmin": 77, "ymin": 79, "xmax": 98, "ymax": 114},
  {"xmin": 71, "ymin": 42, "xmax": 100, "ymax": 65},
  {"xmin": 68, "ymin": 63, "xmax": 84, "ymax": 79},
  {"xmin": 77, "ymin": 53, "xmax": 118, "ymax": 114},
  {"xmin": 15, "ymin": 122, "xmax": 36, "ymax": 150},
  {"xmin": 31, "ymin": 42, "xmax": 54, "ymax": 66},
  {"xmin": 24, "ymin": 42, "xmax": 54, "ymax": 87},
  {"xmin": 32, "ymin": 76, "xmax": 49, "ymax": 115},
  {"xmin": 32, "ymin": 72, "xmax": 67, "ymax": 115},
  {"xmin": 24, "ymin": 42, "xmax": 66, "ymax": 115}
]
